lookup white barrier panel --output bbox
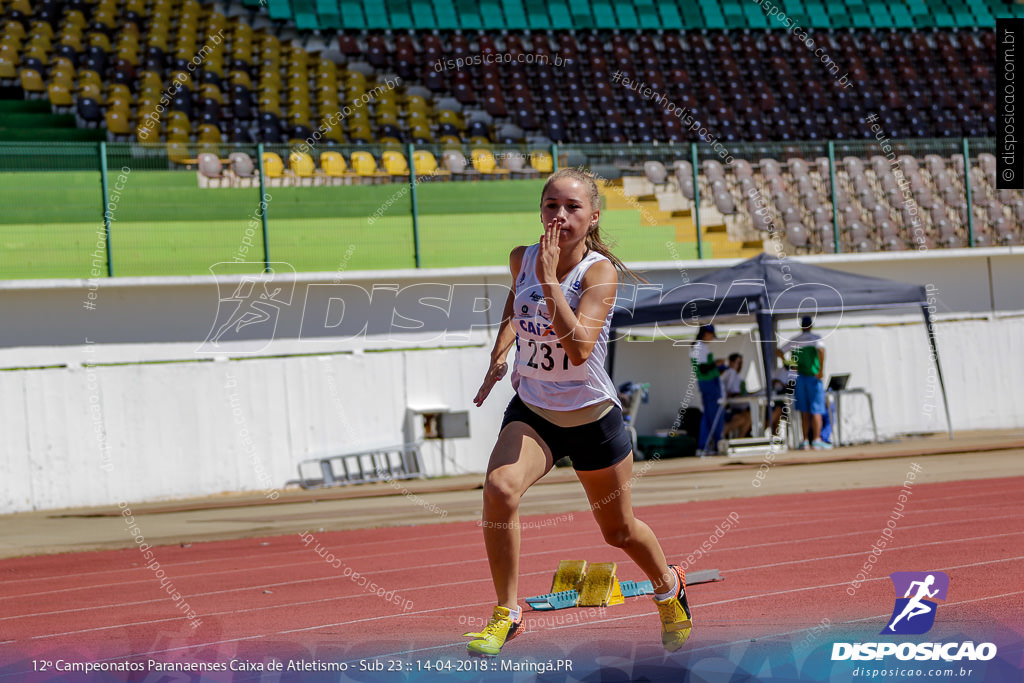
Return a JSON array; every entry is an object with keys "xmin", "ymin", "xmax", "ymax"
[{"xmin": 0, "ymin": 346, "xmax": 514, "ymax": 513}]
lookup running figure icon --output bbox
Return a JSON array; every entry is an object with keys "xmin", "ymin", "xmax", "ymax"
[
  {"xmin": 883, "ymin": 571, "xmax": 949, "ymax": 635},
  {"xmin": 887, "ymin": 574, "xmax": 939, "ymax": 631}
]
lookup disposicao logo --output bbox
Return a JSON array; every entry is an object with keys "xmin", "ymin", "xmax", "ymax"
[
  {"xmin": 883, "ymin": 571, "xmax": 948, "ymax": 635},
  {"xmin": 831, "ymin": 571, "xmax": 997, "ymax": 663}
]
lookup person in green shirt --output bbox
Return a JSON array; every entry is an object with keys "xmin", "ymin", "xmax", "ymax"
[{"xmin": 776, "ymin": 316, "xmax": 830, "ymax": 449}]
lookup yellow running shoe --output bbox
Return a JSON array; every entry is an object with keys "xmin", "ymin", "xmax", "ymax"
[
  {"xmin": 464, "ymin": 605, "xmax": 524, "ymax": 657},
  {"xmin": 653, "ymin": 564, "xmax": 693, "ymax": 652}
]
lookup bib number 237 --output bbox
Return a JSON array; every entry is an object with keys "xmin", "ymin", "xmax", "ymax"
[
  {"xmin": 526, "ymin": 339, "xmax": 567, "ymax": 371},
  {"xmin": 519, "ymin": 339, "xmax": 586, "ymax": 380}
]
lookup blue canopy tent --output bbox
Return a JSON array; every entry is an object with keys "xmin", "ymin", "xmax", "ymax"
[{"xmin": 610, "ymin": 253, "xmax": 952, "ymax": 437}]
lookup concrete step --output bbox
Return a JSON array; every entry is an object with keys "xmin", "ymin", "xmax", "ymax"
[{"xmin": 602, "ymin": 188, "xmax": 762, "ymax": 260}]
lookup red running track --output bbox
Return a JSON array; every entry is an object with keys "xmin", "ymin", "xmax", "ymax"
[{"xmin": 1, "ymin": 476, "xmax": 1022, "ymax": 678}]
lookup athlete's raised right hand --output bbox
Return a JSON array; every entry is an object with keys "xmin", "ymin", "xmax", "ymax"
[{"xmin": 473, "ymin": 362, "xmax": 507, "ymax": 406}]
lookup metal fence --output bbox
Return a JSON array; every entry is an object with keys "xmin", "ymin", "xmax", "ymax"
[{"xmin": 0, "ymin": 137, "xmax": 998, "ymax": 279}]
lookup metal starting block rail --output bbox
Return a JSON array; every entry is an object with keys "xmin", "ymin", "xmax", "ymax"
[{"xmin": 525, "ymin": 561, "xmax": 722, "ymax": 611}]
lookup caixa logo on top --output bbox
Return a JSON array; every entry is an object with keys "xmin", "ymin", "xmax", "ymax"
[{"xmin": 831, "ymin": 571, "xmax": 998, "ymax": 662}]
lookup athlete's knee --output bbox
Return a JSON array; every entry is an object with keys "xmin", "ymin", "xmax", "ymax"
[
  {"xmin": 599, "ymin": 522, "xmax": 634, "ymax": 548},
  {"xmin": 482, "ymin": 472, "xmax": 522, "ymax": 512}
]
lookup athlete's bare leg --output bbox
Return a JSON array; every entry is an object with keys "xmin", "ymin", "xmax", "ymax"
[
  {"xmin": 481, "ymin": 422, "xmax": 554, "ymax": 608},
  {"xmin": 576, "ymin": 455, "xmax": 674, "ymax": 593}
]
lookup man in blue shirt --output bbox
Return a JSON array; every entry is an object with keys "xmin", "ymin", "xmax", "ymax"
[{"xmin": 777, "ymin": 316, "xmax": 830, "ymax": 449}]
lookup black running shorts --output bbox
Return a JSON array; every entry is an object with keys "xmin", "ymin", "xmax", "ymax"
[{"xmin": 500, "ymin": 394, "xmax": 633, "ymax": 471}]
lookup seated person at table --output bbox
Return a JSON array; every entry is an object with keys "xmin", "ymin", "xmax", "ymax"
[
  {"xmin": 721, "ymin": 353, "xmax": 752, "ymax": 438},
  {"xmin": 770, "ymin": 360, "xmax": 797, "ymax": 435}
]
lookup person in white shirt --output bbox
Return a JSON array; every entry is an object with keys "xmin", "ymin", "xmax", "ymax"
[
  {"xmin": 721, "ymin": 353, "xmax": 751, "ymax": 438},
  {"xmin": 466, "ymin": 168, "xmax": 693, "ymax": 657}
]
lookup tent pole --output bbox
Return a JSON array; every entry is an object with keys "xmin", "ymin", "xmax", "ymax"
[
  {"xmin": 756, "ymin": 308, "xmax": 775, "ymax": 434},
  {"xmin": 922, "ymin": 305, "xmax": 953, "ymax": 439}
]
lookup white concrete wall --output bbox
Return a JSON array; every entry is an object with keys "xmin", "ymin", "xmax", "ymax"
[
  {"xmin": 0, "ymin": 346, "xmax": 514, "ymax": 513},
  {"xmin": 2, "ymin": 248, "xmax": 1023, "ymax": 513}
]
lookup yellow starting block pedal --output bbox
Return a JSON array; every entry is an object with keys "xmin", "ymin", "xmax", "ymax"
[
  {"xmin": 551, "ymin": 560, "xmax": 588, "ymax": 593},
  {"xmin": 528, "ymin": 560, "xmax": 723, "ymax": 611},
  {"xmin": 577, "ymin": 562, "xmax": 623, "ymax": 607}
]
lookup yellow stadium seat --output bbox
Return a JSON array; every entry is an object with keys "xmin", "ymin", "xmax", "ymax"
[
  {"xmin": 320, "ymin": 151, "xmax": 358, "ymax": 185},
  {"xmin": 28, "ymin": 33, "xmax": 52, "ymax": 53},
  {"xmin": 63, "ymin": 10, "xmax": 86, "ymax": 28},
  {"xmin": 0, "ymin": 53, "xmax": 17, "ymax": 79},
  {"xmin": 49, "ymin": 68, "xmax": 74, "ymax": 88},
  {"xmin": 31, "ymin": 21, "xmax": 54, "ymax": 40},
  {"xmin": 116, "ymin": 45, "xmax": 139, "ymax": 66},
  {"xmin": 348, "ymin": 127, "xmax": 373, "ymax": 144},
  {"xmin": 438, "ymin": 134, "xmax": 461, "ymax": 146},
  {"xmin": 381, "ymin": 150, "xmax": 410, "ymax": 178},
  {"xmin": 437, "ymin": 109, "xmax": 465, "ymax": 131},
  {"xmin": 88, "ymin": 32, "xmax": 112, "ymax": 52},
  {"xmin": 197, "ymin": 124, "xmax": 222, "ymax": 143},
  {"xmin": 166, "ymin": 124, "xmax": 190, "ymax": 141},
  {"xmin": 59, "ymin": 32, "xmax": 83, "ymax": 51},
  {"xmin": 168, "ymin": 70, "xmax": 190, "ymax": 85},
  {"xmin": 138, "ymin": 70, "xmax": 162, "ymax": 90},
  {"xmin": 530, "ymin": 150, "xmax": 554, "ymax": 174},
  {"xmin": 197, "ymin": 142, "xmax": 222, "ymax": 158},
  {"xmin": 350, "ymin": 151, "xmax": 390, "ymax": 183},
  {"xmin": 167, "ymin": 140, "xmax": 195, "ymax": 166},
  {"xmin": 106, "ymin": 85, "xmax": 132, "ymax": 109},
  {"xmin": 258, "ymin": 96, "xmax": 281, "ymax": 116},
  {"xmin": 472, "ymin": 148, "xmax": 510, "ymax": 177},
  {"xmin": 407, "ymin": 97, "xmax": 431, "ymax": 117},
  {"xmin": 147, "ymin": 32, "xmax": 169, "ymax": 52},
  {"xmin": 287, "ymin": 150, "xmax": 319, "ymax": 186},
  {"xmin": 2, "ymin": 32, "xmax": 23, "ymax": 50},
  {"xmin": 47, "ymin": 82, "xmax": 73, "ymax": 106},
  {"xmin": 316, "ymin": 59, "xmax": 337, "ymax": 79},
  {"xmin": 376, "ymin": 110, "xmax": 400, "ymax": 127},
  {"xmin": 51, "ymin": 56, "xmax": 74, "ymax": 74},
  {"xmin": 410, "ymin": 126, "xmax": 434, "ymax": 143},
  {"xmin": 78, "ymin": 69, "xmax": 102, "ymax": 88},
  {"xmin": 135, "ymin": 108, "xmax": 161, "ymax": 140},
  {"xmin": 23, "ymin": 44, "xmax": 49, "ymax": 66},
  {"xmin": 229, "ymin": 70, "xmax": 252, "ymax": 88},
  {"xmin": 412, "ymin": 150, "xmax": 451, "ymax": 180},
  {"xmin": 199, "ymin": 83, "xmax": 223, "ymax": 104},
  {"xmin": 91, "ymin": 10, "xmax": 117, "ymax": 31},
  {"xmin": 167, "ymin": 110, "xmax": 190, "ymax": 128},
  {"xmin": 261, "ymin": 151, "xmax": 285, "ymax": 186},
  {"xmin": 317, "ymin": 118, "xmax": 345, "ymax": 144},
  {"xmin": 19, "ymin": 68, "xmax": 46, "ymax": 95},
  {"xmin": 285, "ymin": 109, "xmax": 311, "ymax": 129},
  {"xmin": 105, "ymin": 108, "xmax": 133, "ymax": 136},
  {"xmin": 4, "ymin": 20, "xmax": 28, "ymax": 41}
]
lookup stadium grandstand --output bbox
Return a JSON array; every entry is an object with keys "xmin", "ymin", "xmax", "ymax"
[{"xmin": 0, "ymin": 0, "xmax": 1018, "ymax": 272}]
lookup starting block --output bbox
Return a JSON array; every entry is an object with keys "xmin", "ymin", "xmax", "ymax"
[{"xmin": 525, "ymin": 561, "xmax": 721, "ymax": 611}]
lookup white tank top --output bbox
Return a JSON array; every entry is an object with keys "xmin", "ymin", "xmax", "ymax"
[{"xmin": 510, "ymin": 244, "xmax": 620, "ymax": 411}]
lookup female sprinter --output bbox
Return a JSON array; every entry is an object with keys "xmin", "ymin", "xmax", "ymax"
[{"xmin": 463, "ymin": 168, "xmax": 693, "ymax": 657}]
